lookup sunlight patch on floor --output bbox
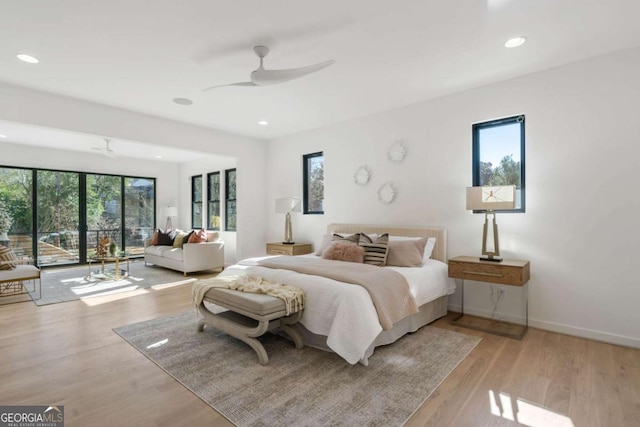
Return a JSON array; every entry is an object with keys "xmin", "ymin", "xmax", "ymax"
[
  {"xmin": 146, "ymin": 338, "xmax": 169, "ymax": 349},
  {"xmin": 81, "ymin": 288, "xmax": 149, "ymax": 306},
  {"xmin": 151, "ymin": 279, "xmax": 196, "ymax": 290},
  {"xmin": 489, "ymin": 390, "xmax": 575, "ymax": 427}
]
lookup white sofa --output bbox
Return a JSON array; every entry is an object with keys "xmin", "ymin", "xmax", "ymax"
[{"xmin": 144, "ymin": 231, "xmax": 224, "ymax": 275}]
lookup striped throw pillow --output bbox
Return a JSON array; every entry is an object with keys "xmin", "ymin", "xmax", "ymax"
[
  {"xmin": 0, "ymin": 246, "xmax": 17, "ymax": 270},
  {"xmin": 358, "ymin": 233, "xmax": 389, "ymax": 266},
  {"xmin": 331, "ymin": 233, "xmax": 360, "ymax": 244}
]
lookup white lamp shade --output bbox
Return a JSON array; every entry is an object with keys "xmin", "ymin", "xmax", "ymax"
[
  {"xmin": 164, "ymin": 206, "xmax": 178, "ymax": 217},
  {"xmin": 466, "ymin": 186, "xmax": 516, "ymax": 211},
  {"xmin": 275, "ymin": 197, "xmax": 302, "ymax": 214}
]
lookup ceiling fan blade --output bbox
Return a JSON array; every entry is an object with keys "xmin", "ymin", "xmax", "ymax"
[
  {"xmin": 202, "ymin": 82, "xmax": 257, "ymax": 92},
  {"xmin": 250, "ymin": 60, "xmax": 335, "ymax": 86}
]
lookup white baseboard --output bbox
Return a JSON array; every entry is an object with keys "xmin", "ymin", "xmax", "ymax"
[{"xmin": 447, "ymin": 303, "xmax": 640, "ymax": 349}]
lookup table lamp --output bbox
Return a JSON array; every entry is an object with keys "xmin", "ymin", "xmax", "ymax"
[
  {"xmin": 164, "ymin": 206, "xmax": 177, "ymax": 231},
  {"xmin": 275, "ymin": 197, "xmax": 302, "ymax": 244},
  {"xmin": 466, "ymin": 185, "xmax": 516, "ymax": 262}
]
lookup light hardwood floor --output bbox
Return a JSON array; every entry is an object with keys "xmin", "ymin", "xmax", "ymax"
[{"xmin": 1, "ymin": 284, "xmax": 638, "ymax": 426}]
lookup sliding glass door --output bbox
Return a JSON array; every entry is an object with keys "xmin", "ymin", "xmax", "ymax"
[
  {"xmin": 0, "ymin": 165, "xmax": 155, "ymax": 267},
  {"xmin": 0, "ymin": 167, "xmax": 34, "ymax": 259},
  {"xmin": 86, "ymin": 174, "xmax": 122, "ymax": 260},
  {"xmin": 124, "ymin": 177, "xmax": 155, "ymax": 256},
  {"xmin": 37, "ymin": 170, "xmax": 80, "ymax": 267}
]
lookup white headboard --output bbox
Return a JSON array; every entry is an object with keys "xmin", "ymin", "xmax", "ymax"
[{"xmin": 326, "ymin": 223, "xmax": 448, "ymax": 263}]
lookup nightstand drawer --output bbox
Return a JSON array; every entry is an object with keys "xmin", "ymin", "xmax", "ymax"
[
  {"xmin": 266, "ymin": 243, "xmax": 313, "ymax": 256},
  {"xmin": 448, "ymin": 256, "xmax": 530, "ymax": 286}
]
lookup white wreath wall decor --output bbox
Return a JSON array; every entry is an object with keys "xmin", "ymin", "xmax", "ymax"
[
  {"xmin": 387, "ymin": 141, "xmax": 406, "ymax": 163},
  {"xmin": 377, "ymin": 182, "xmax": 396, "ymax": 205},
  {"xmin": 354, "ymin": 165, "xmax": 371, "ymax": 186}
]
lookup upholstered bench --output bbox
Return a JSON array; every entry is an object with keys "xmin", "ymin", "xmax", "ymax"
[{"xmin": 197, "ymin": 288, "xmax": 304, "ymax": 365}]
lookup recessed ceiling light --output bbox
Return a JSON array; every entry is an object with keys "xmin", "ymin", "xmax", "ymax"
[
  {"xmin": 0, "ymin": 134, "xmax": 7, "ymax": 138},
  {"xmin": 17, "ymin": 54, "xmax": 39, "ymax": 63},
  {"xmin": 504, "ymin": 37, "xmax": 526, "ymax": 48},
  {"xmin": 173, "ymin": 98, "xmax": 193, "ymax": 106},
  {"xmin": 155, "ymin": 155, "xmax": 163, "ymax": 159},
  {"xmin": 258, "ymin": 120, "xmax": 269, "ymax": 126}
]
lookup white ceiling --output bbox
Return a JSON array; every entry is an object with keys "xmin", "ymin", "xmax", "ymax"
[
  {"xmin": 0, "ymin": 120, "xmax": 210, "ymax": 163},
  {"xmin": 1, "ymin": 0, "xmax": 640, "ymax": 153}
]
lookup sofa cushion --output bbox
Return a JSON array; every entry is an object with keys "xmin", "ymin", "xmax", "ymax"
[
  {"xmin": 163, "ymin": 248, "xmax": 184, "ymax": 261},
  {"xmin": 0, "ymin": 264, "xmax": 39, "ymax": 280},
  {"xmin": 145, "ymin": 245, "xmax": 173, "ymax": 256}
]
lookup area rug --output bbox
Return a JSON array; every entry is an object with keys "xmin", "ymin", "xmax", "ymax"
[
  {"xmin": 30, "ymin": 261, "xmax": 198, "ymax": 306},
  {"xmin": 114, "ymin": 311, "xmax": 481, "ymax": 426}
]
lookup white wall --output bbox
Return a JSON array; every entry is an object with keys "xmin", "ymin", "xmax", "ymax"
[
  {"xmin": 266, "ymin": 47, "xmax": 640, "ymax": 348},
  {"xmin": 0, "ymin": 83, "xmax": 268, "ymax": 260},
  {"xmin": 179, "ymin": 155, "xmax": 238, "ymax": 264},
  {"xmin": 2, "ymin": 141, "xmax": 179, "ymax": 209}
]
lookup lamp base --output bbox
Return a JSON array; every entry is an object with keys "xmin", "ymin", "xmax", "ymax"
[
  {"xmin": 479, "ymin": 256, "xmax": 503, "ymax": 262},
  {"xmin": 282, "ymin": 241, "xmax": 295, "ymax": 245}
]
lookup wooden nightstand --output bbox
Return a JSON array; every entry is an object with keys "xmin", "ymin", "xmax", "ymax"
[
  {"xmin": 266, "ymin": 242, "xmax": 313, "ymax": 256},
  {"xmin": 448, "ymin": 256, "xmax": 531, "ymax": 339}
]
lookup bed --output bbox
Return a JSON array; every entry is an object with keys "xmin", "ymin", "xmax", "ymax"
[{"xmin": 211, "ymin": 223, "xmax": 455, "ymax": 365}]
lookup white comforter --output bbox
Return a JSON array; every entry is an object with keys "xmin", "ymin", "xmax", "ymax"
[{"xmin": 215, "ymin": 256, "xmax": 455, "ymax": 364}]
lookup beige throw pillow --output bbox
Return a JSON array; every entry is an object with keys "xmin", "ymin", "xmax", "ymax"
[{"xmin": 385, "ymin": 237, "xmax": 427, "ymax": 267}]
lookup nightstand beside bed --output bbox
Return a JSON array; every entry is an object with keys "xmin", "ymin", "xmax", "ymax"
[
  {"xmin": 448, "ymin": 256, "xmax": 530, "ymax": 339},
  {"xmin": 266, "ymin": 242, "xmax": 313, "ymax": 256}
]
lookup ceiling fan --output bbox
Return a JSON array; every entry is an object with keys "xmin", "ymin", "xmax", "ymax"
[
  {"xmin": 202, "ymin": 46, "xmax": 335, "ymax": 91},
  {"xmin": 91, "ymin": 138, "xmax": 117, "ymax": 158}
]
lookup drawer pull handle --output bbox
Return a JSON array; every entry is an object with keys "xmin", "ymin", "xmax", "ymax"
[
  {"xmin": 462, "ymin": 270, "xmax": 502, "ymax": 278},
  {"xmin": 270, "ymin": 249, "xmax": 287, "ymax": 254}
]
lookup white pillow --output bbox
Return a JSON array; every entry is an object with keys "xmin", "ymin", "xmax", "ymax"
[{"xmin": 423, "ymin": 237, "xmax": 436, "ymax": 263}]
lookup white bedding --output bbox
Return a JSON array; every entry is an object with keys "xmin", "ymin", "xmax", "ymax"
[{"xmin": 214, "ymin": 255, "xmax": 455, "ymax": 364}]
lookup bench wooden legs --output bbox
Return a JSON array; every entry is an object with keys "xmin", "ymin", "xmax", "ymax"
[{"xmin": 197, "ymin": 302, "xmax": 303, "ymax": 365}]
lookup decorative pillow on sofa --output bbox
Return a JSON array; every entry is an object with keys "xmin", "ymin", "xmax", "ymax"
[
  {"xmin": 150, "ymin": 229, "xmax": 159, "ymax": 246},
  {"xmin": 172, "ymin": 231, "xmax": 190, "ymax": 248},
  {"xmin": 188, "ymin": 228, "xmax": 207, "ymax": 243},
  {"xmin": 0, "ymin": 246, "xmax": 17, "ymax": 270},
  {"xmin": 156, "ymin": 229, "xmax": 175, "ymax": 246},
  {"xmin": 322, "ymin": 241, "xmax": 365, "ymax": 263},
  {"xmin": 358, "ymin": 233, "xmax": 389, "ymax": 266},
  {"xmin": 385, "ymin": 237, "xmax": 427, "ymax": 267}
]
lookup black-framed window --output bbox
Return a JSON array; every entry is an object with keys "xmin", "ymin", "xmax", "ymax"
[
  {"xmin": 191, "ymin": 175, "xmax": 202, "ymax": 228},
  {"xmin": 225, "ymin": 169, "xmax": 236, "ymax": 231},
  {"xmin": 472, "ymin": 115, "xmax": 525, "ymax": 212},
  {"xmin": 303, "ymin": 152, "xmax": 324, "ymax": 214},
  {"xmin": 0, "ymin": 165, "xmax": 155, "ymax": 267},
  {"xmin": 207, "ymin": 172, "xmax": 220, "ymax": 230}
]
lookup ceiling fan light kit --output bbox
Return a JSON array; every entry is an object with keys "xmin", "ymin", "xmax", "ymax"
[
  {"xmin": 203, "ymin": 45, "xmax": 335, "ymax": 91},
  {"xmin": 91, "ymin": 138, "xmax": 117, "ymax": 158}
]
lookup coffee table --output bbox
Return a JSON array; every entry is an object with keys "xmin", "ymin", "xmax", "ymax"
[{"xmin": 88, "ymin": 255, "xmax": 130, "ymax": 281}]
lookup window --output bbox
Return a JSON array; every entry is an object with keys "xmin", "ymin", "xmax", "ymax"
[
  {"xmin": 0, "ymin": 166, "xmax": 154, "ymax": 266},
  {"xmin": 303, "ymin": 152, "xmax": 324, "ymax": 214},
  {"xmin": 207, "ymin": 172, "xmax": 220, "ymax": 230},
  {"xmin": 191, "ymin": 175, "xmax": 202, "ymax": 228},
  {"xmin": 225, "ymin": 169, "xmax": 236, "ymax": 231},
  {"xmin": 472, "ymin": 115, "xmax": 525, "ymax": 212}
]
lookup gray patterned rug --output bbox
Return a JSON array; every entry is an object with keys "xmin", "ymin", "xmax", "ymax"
[
  {"xmin": 114, "ymin": 311, "xmax": 480, "ymax": 426},
  {"xmin": 30, "ymin": 261, "xmax": 198, "ymax": 306}
]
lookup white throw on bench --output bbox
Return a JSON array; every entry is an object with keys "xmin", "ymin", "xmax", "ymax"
[{"xmin": 192, "ymin": 277, "xmax": 305, "ymax": 365}]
